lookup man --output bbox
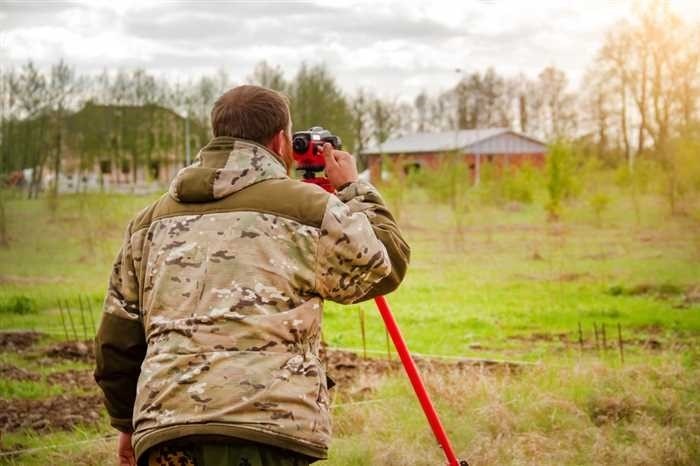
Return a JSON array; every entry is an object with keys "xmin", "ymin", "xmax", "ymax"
[{"xmin": 94, "ymin": 85, "xmax": 410, "ymax": 466}]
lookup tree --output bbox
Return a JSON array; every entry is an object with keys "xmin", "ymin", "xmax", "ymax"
[
  {"xmin": 47, "ymin": 59, "xmax": 81, "ymax": 200},
  {"xmin": 247, "ymin": 61, "xmax": 287, "ymax": 93},
  {"xmin": 9, "ymin": 62, "xmax": 51, "ymax": 198},
  {"xmin": 369, "ymin": 97, "xmax": 400, "ymax": 147},
  {"xmin": 349, "ymin": 89, "xmax": 371, "ymax": 164},
  {"xmin": 414, "ymin": 91, "xmax": 429, "ymax": 132},
  {"xmin": 536, "ymin": 66, "xmax": 576, "ymax": 141},
  {"xmin": 288, "ymin": 63, "xmax": 355, "ymax": 152}
]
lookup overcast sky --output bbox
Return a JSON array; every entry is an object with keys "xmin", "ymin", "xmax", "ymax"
[{"xmin": 1, "ymin": 0, "xmax": 699, "ymax": 101}]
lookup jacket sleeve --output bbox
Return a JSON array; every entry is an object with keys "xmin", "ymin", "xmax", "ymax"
[
  {"xmin": 315, "ymin": 180, "xmax": 410, "ymax": 304},
  {"xmin": 93, "ymin": 220, "xmax": 147, "ymax": 433}
]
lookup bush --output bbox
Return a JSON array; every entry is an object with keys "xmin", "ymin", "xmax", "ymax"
[
  {"xmin": 0, "ymin": 295, "xmax": 38, "ymax": 315},
  {"xmin": 589, "ymin": 192, "xmax": 611, "ymax": 226},
  {"xmin": 545, "ymin": 140, "xmax": 577, "ymax": 220}
]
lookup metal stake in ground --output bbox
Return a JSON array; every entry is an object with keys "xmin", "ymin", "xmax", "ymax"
[
  {"xmin": 593, "ymin": 323, "xmax": 600, "ymax": 352},
  {"xmin": 77, "ymin": 295, "xmax": 88, "ymax": 340},
  {"xmin": 63, "ymin": 299, "xmax": 79, "ymax": 341},
  {"xmin": 85, "ymin": 295, "xmax": 97, "ymax": 335},
  {"xmin": 602, "ymin": 323, "xmax": 607, "ymax": 352},
  {"xmin": 374, "ymin": 295, "xmax": 468, "ymax": 466},
  {"xmin": 617, "ymin": 323, "xmax": 624, "ymax": 365},
  {"xmin": 358, "ymin": 306, "xmax": 367, "ymax": 360},
  {"xmin": 578, "ymin": 321, "xmax": 584, "ymax": 354},
  {"xmin": 56, "ymin": 300, "xmax": 69, "ymax": 341}
]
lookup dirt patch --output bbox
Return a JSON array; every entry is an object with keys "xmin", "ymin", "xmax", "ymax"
[
  {"xmin": 557, "ymin": 272, "xmax": 591, "ymax": 282},
  {"xmin": 508, "ymin": 332, "xmax": 569, "ymax": 343},
  {"xmin": 0, "ymin": 331, "xmax": 42, "ymax": 352},
  {"xmin": 0, "ymin": 394, "xmax": 102, "ymax": 432},
  {"xmin": 0, "ymin": 364, "xmax": 40, "ymax": 381},
  {"xmin": 0, "ymin": 364, "xmax": 97, "ymax": 389},
  {"xmin": 322, "ymin": 348, "xmax": 401, "ymax": 396},
  {"xmin": 46, "ymin": 369, "xmax": 96, "ymax": 389},
  {"xmin": 321, "ymin": 348, "xmax": 524, "ymax": 398},
  {"xmin": 44, "ymin": 341, "xmax": 94, "ymax": 361}
]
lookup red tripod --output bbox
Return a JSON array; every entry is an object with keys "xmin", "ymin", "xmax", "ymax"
[
  {"xmin": 297, "ymin": 171, "xmax": 467, "ymax": 465},
  {"xmin": 374, "ymin": 296, "xmax": 468, "ymax": 466}
]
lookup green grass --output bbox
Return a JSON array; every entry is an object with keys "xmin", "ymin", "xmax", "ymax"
[
  {"xmin": 3, "ymin": 188, "xmax": 697, "ymax": 361},
  {"xmin": 0, "ymin": 379, "xmax": 64, "ymax": 399},
  {"xmin": 1, "ymin": 184, "xmax": 699, "ymax": 465}
]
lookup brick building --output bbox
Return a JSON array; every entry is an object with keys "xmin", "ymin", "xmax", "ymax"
[{"xmin": 362, "ymin": 128, "xmax": 546, "ymax": 183}]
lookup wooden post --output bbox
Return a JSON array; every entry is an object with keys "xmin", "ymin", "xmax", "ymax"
[
  {"xmin": 593, "ymin": 323, "xmax": 600, "ymax": 351},
  {"xmin": 57, "ymin": 300, "xmax": 69, "ymax": 341},
  {"xmin": 602, "ymin": 323, "xmax": 607, "ymax": 352},
  {"xmin": 358, "ymin": 307, "xmax": 367, "ymax": 360},
  {"xmin": 578, "ymin": 321, "xmax": 584, "ymax": 354},
  {"xmin": 618, "ymin": 323, "xmax": 624, "ymax": 365}
]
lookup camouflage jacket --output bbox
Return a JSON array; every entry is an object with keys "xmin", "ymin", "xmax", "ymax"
[{"xmin": 93, "ymin": 137, "xmax": 410, "ymax": 461}]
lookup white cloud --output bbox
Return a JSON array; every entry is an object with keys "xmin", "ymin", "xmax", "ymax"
[{"xmin": 1, "ymin": 0, "xmax": 699, "ymax": 101}]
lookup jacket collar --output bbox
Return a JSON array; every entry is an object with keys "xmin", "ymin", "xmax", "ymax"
[{"xmin": 169, "ymin": 137, "xmax": 288, "ymax": 203}]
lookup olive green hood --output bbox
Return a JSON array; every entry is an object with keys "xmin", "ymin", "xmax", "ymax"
[{"xmin": 168, "ymin": 137, "xmax": 288, "ymax": 203}]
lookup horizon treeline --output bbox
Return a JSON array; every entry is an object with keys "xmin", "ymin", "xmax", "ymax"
[{"xmin": 0, "ymin": 1, "xmax": 698, "ymax": 191}]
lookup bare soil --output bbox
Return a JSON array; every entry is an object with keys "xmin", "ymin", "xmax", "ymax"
[
  {"xmin": 0, "ymin": 364, "xmax": 39, "ymax": 381},
  {"xmin": 44, "ymin": 340, "xmax": 94, "ymax": 361},
  {"xmin": 0, "ymin": 333, "xmax": 525, "ymax": 434},
  {"xmin": 0, "ymin": 331, "xmax": 42, "ymax": 352},
  {"xmin": 0, "ymin": 394, "xmax": 103, "ymax": 432}
]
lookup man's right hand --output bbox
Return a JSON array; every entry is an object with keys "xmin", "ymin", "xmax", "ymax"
[
  {"xmin": 117, "ymin": 431, "xmax": 136, "ymax": 466},
  {"xmin": 322, "ymin": 143, "xmax": 358, "ymax": 190}
]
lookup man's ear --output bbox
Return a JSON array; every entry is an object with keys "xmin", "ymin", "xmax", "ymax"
[
  {"xmin": 267, "ymin": 129, "xmax": 292, "ymax": 172},
  {"xmin": 268, "ymin": 130, "xmax": 285, "ymax": 154}
]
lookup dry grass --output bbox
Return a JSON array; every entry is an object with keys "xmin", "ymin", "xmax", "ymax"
[{"xmin": 329, "ymin": 355, "xmax": 700, "ymax": 466}]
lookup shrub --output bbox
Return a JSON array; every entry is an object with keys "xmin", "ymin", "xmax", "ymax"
[{"xmin": 0, "ymin": 295, "xmax": 38, "ymax": 315}]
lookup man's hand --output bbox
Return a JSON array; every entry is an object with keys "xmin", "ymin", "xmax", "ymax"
[
  {"xmin": 322, "ymin": 143, "xmax": 358, "ymax": 190},
  {"xmin": 117, "ymin": 431, "xmax": 136, "ymax": 466}
]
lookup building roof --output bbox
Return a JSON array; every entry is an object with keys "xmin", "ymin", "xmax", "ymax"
[{"xmin": 362, "ymin": 128, "xmax": 546, "ymax": 155}]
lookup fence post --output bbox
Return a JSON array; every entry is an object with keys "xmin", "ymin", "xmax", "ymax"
[
  {"xmin": 601, "ymin": 323, "xmax": 607, "ymax": 352},
  {"xmin": 578, "ymin": 321, "xmax": 584, "ymax": 354},
  {"xmin": 593, "ymin": 323, "xmax": 600, "ymax": 352},
  {"xmin": 617, "ymin": 323, "xmax": 624, "ymax": 365}
]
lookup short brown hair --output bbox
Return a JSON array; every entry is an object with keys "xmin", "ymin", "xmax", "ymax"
[{"xmin": 210, "ymin": 85, "xmax": 290, "ymax": 144}]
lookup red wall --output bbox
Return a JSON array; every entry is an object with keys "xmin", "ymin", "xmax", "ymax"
[{"xmin": 368, "ymin": 152, "xmax": 545, "ymax": 183}]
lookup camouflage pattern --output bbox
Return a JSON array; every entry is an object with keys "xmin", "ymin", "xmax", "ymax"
[
  {"xmin": 146, "ymin": 441, "xmax": 310, "ymax": 466},
  {"xmin": 94, "ymin": 136, "xmax": 410, "ymax": 462}
]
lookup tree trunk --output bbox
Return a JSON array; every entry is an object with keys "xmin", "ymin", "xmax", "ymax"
[
  {"xmin": 620, "ymin": 83, "xmax": 631, "ymax": 167},
  {"xmin": 635, "ymin": 52, "xmax": 648, "ymax": 157},
  {"xmin": 0, "ymin": 188, "xmax": 9, "ymax": 248}
]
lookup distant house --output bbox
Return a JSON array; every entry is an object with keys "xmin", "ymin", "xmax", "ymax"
[
  {"xmin": 57, "ymin": 103, "xmax": 207, "ymax": 192},
  {"xmin": 2, "ymin": 102, "xmax": 207, "ymax": 194},
  {"xmin": 361, "ymin": 128, "xmax": 547, "ymax": 183}
]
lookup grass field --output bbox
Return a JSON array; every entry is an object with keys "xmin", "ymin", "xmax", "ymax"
[{"xmin": 1, "ymin": 184, "xmax": 699, "ymax": 465}]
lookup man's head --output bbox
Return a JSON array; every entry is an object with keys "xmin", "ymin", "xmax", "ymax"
[{"xmin": 210, "ymin": 85, "xmax": 293, "ymax": 170}]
